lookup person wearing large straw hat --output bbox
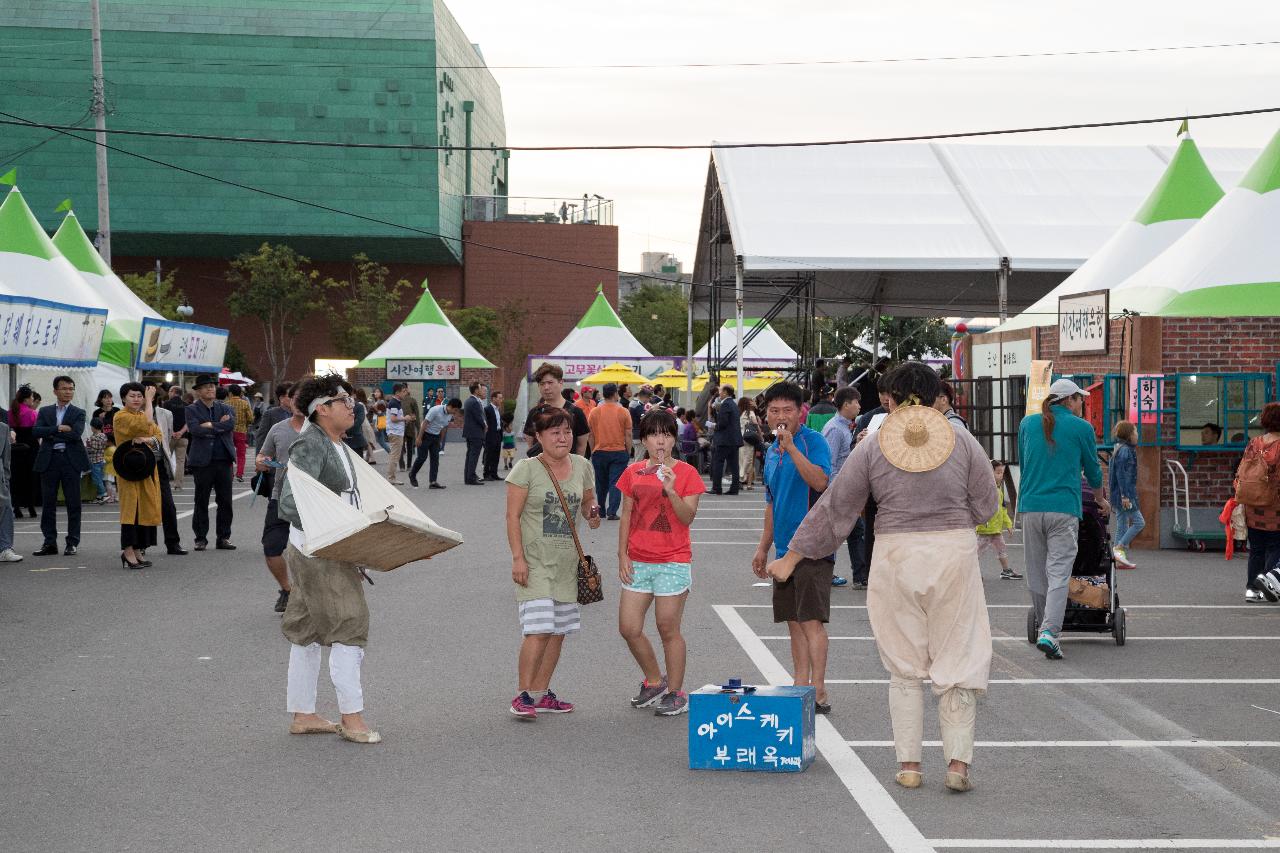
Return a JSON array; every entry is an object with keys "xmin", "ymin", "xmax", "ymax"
[{"xmin": 768, "ymin": 362, "xmax": 997, "ymax": 793}]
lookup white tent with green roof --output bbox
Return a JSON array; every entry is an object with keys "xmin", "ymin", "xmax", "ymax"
[
  {"xmin": 996, "ymin": 135, "xmax": 1226, "ymax": 331},
  {"xmin": 358, "ymin": 281, "xmax": 495, "ymax": 369},
  {"xmin": 1113, "ymin": 128, "xmax": 1280, "ymax": 316},
  {"xmin": 550, "ymin": 285, "xmax": 652, "ymax": 357},
  {"xmin": 52, "ymin": 209, "xmax": 163, "ymax": 368},
  {"xmin": 693, "ymin": 317, "xmax": 798, "ymax": 369}
]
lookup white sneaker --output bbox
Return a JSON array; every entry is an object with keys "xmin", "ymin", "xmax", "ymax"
[
  {"xmin": 1246, "ymin": 587, "xmax": 1265, "ymax": 603},
  {"xmin": 0, "ymin": 548, "xmax": 23, "ymax": 563}
]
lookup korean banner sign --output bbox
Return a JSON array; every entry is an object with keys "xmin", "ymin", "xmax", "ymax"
[
  {"xmin": 135, "ymin": 318, "xmax": 229, "ymax": 372},
  {"xmin": 1058, "ymin": 290, "xmax": 1109, "ymax": 355},
  {"xmin": 386, "ymin": 359, "xmax": 461, "ymax": 381},
  {"xmin": 0, "ymin": 294, "xmax": 106, "ymax": 367},
  {"xmin": 1127, "ymin": 374, "xmax": 1163, "ymax": 425},
  {"xmin": 1024, "ymin": 360, "xmax": 1054, "ymax": 416}
]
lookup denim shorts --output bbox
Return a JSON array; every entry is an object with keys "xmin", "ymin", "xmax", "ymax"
[{"xmin": 623, "ymin": 561, "xmax": 692, "ymax": 596}]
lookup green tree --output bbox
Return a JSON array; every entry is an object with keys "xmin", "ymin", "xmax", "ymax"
[
  {"xmin": 226, "ymin": 243, "xmax": 324, "ymax": 390},
  {"xmin": 441, "ymin": 301, "xmax": 500, "ymax": 356},
  {"xmin": 322, "ymin": 254, "xmax": 411, "ymax": 359},
  {"xmin": 119, "ymin": 269, "xmax": 187, "ymax": 320},
  {"xmin": 773, "ymin": 315, "xmax": 952, "ymax": 366},
  {"xmin": 490, "ymin": 297, "xmax": 534, "ymax": 397},
  {"xmin": 619, "ymin": 283, "xmax": 709, "ymax": 356},
  {"xmin": 222, "ymin": 340, "xmax": 252, "ymax": 377}
]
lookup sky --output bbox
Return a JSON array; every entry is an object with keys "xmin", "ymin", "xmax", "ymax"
[{"xmin": 444, "ymin": 0, "xmax": 1280, "ymax": 274}]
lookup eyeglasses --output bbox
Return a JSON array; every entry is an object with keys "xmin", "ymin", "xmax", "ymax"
[{"xmin": 325, "ymin": 395, "xmax": 355, "ymax": 409}]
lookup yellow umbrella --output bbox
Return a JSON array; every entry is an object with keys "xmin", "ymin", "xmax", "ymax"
[
  {"xmin": 652, "ymin": 367, "xmax": 687, "ymax": 382},
  {"xmin": 580, "ymin": 362, "xmax": 650, "ymax": 386}
]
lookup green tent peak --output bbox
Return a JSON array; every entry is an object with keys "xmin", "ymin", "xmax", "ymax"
[
  {"xmin": 1238, "ymin": 129, "xmax": 1280, "ymax": 195},
  {"xmin": 0, "ymin": 188, "xmax": 60, "ymax": 261},
  {"xmin": 51, "ymin": 211, "xmax": 113, "ymax": 277},
  {"xmin": 720, "ymin": 317, "xmax": 764, "ymax": 329},
  {"xmin": 1132, "ymin": 138, "xmax": 1224, "ymax": 225},
  {"xmin": 575, "ymin": 290, "xmax": 624, "ymax": 329},
  {"xmin": 403, "ymin": 281, "xmax": 449, "ymax": 326}
]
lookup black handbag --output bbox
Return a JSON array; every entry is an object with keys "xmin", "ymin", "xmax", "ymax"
[{"xmin": 538, "ymin": 455, "xmax": 604, "ymax": 605}]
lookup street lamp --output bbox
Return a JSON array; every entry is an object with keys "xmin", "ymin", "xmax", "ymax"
[{"xmin": 176, "ymin": 299, "xmax": 194, "ymax": 320}]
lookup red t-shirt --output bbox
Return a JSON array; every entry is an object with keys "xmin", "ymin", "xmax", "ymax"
[{"xmin": 616, "ymin": 459, "xmax": 706, "ymax": 563}]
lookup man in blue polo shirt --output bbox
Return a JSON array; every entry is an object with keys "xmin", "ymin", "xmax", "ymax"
[{"xmin": 751, "ymin": 381, "xmax": 834, "ymax": 713}]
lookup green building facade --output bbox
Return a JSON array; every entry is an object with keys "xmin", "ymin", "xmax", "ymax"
[{"xmin": 1, "ymin": 0, "xmax": 506, "ymax": 263}]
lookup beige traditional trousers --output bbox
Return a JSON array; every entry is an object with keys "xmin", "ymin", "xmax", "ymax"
[{"xmin": 869, "ymin": 528, "xmax": 991, "ymax": 765}]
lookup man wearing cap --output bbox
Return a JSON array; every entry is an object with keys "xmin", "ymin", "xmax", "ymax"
[
  {"xmin": 185, "ymin": 373, "xmax": 237, "ymax": 551},
  {"xmin": 769, "ymin": 363, "xmax": 997, "ymax": 793},
  {"xmin": 1017, "ymin": 378, "xmax": 1105, "ymax": 661}
]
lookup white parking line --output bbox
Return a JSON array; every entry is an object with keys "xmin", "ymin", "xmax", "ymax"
[
  {"xmin": 714, "ymin": 604, "xmax": 935, "ymax": 853},
  {"xmin": 847, "ymin": 740, "xmax": 1280, "ymax": 748},
  {"xmin": 732, "ymin": 604, "xmax": 1271, "ymax": 610},
  {"xmin": 929, "ymin": 840, "xmax": 1280, "ymax": 849},
  {"xmin": 827, "ymin": 678, "xmax": 1280, "ymax": 685},
  {"xmin": 760, "ymin": 636, "xmax": 1280, "ymax": 642},
  {"xmin": 691, "ymin": 528, "xmax": 764, "ymax": 532}
]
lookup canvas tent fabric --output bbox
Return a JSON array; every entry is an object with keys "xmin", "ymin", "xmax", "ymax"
[
  {"xmin": 51, "ymin": 210, "xmax": 163, "ymax": 367},
  {"xmin": 996, "ymin": 137, "xmax": 1230, "ymax": 332},
  {"xmin": 693, "ymin": 318, "xmax": 798, "ymax": 369},
  {"xmin": 550, "ymin": 285, "xmax": 652, "ymax": 358},
  {"xmin": 1113, "ymin": 129, "xmax": 1280, "ymax": 317},
  {"xmin": 692, "ymin": 142, "xmax": 1257, "ymax": 318},
  {"xmin": 358, "ymin": 281, "xmax": 495, "ymax": 368}
]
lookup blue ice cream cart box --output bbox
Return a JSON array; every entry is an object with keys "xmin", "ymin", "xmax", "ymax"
[{"xmin": 688, "ymin": 681, "xmax": 815, "ymax": 772}]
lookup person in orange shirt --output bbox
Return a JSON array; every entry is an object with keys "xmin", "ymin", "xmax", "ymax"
[
  {"xmin": 576, "ymin": 386, "xmax": 597, "ymax": 417},
  {"xmin": 587, "ymin": 383, "xmax": 633, "ymax": 520}
]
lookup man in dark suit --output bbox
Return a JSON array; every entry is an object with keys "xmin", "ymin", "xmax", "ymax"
[
  {"xmin": 461, "ymin": 382, "xmax": 487, "ymax": 486},
  {"xmin": 185, "ymin": 373, "xmax": 237, "ymax": 550},
  {"xmin": 32, "ymin": 375, "xmax": 88, "ymax": 556},
  {"xmin": 710, "ymin": 384, "xmax": 742, "ymax": 495},
  {"xmin": 482, "ymin": 389, "xmax": 503, "ymax": 481}
]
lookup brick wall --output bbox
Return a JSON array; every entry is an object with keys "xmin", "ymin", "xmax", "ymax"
[{"xmin": 461, "ymin": 220, "xmax": 620, "ymax": 396}]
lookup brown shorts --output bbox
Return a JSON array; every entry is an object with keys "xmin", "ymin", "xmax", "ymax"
[{"xmin": 772, "ymin": 557, "xmax": 835, "ymax": 623}]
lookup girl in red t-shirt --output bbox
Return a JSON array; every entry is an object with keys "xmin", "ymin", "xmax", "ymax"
[{"xmin": 616, "ymin": 408, "xmax": 705, "ymax": 717}]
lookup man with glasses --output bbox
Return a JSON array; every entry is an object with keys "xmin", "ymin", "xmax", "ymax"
[{"xmin": 185, "ymin": 373, "xmax": 237, "ymax": 551}]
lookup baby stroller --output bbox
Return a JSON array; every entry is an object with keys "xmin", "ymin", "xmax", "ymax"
[{"xmin": 1026, "ymin": 481, "xmax": 1127, "ymax": 646}]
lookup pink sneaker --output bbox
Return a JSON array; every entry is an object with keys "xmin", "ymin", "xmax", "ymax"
[
  {"xmin": 534, "ymin": 689, "xmax": 574, "ymax": 714},
  {"xmin": 510, "ymin": 691, "xmax": 537, "ymax": 720}
]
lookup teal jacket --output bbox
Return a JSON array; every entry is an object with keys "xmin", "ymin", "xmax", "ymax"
[{"xmin": 1017, "ymin": 405, "xmax": 1102, "ymax": 518}]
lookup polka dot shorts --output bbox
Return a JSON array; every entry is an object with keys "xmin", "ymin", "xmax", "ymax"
[{"xmin": 623, "ymin": 561, "xmax": 692, "ymax": 597}]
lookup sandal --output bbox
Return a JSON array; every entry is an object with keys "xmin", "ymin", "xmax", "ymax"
[
  {"xmin": 336, "ymin": 725, "xmax": 382, "ymax": 744},
  {"xmin": 895, "ymin": 770, "xmax": 923, "ymax": 789},
  {"xmin": 289, "ymin": 719, "xmax": 339, "ymax": 735},
  {"xmin": 944, "ymin": 771, "xmax": 973, "ymax": 793}
]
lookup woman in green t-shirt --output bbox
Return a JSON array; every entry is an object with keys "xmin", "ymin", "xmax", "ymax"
[{"xmin": 505, "ymin": 404, "xmax": 600, "ymax": 720}]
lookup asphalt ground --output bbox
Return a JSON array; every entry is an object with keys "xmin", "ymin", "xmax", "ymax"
[{"xmin": 2, "ymin": 444, "xmax": 1279, "ymax": 852}]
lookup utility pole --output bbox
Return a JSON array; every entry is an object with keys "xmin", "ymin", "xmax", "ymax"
[{"xmin": 90, "ymin": 0, "xmax": 111, "ymax": 265}]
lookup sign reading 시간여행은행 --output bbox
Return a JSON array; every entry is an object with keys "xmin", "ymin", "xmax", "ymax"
[
  {"xmin": 1058, "ymin": 290, "xmax": 1109, "ymax": 355},
  {"xmin": 385, "ymin": 359, "xmax": 461, "ymax": 381}
]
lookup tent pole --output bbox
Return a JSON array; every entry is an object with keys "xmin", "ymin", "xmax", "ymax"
[
  {"xmin": 871, "ymin": 305, "xmax": 881, "ymax": 364},
  {"xmin": 734, "ymin": 255, "xmax": 744, "ymax": 400},
  {"xmin": 685, "ymin": 281, "xmax": 693, "ymax": 400}
]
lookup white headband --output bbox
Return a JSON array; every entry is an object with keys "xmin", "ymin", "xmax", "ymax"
[{"xmin": 307, "ymin": 395, "xmax": 334, "ymax": 416}]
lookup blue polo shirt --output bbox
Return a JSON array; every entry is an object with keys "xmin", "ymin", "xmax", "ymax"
[{"xmin": 763, "ymin": 426, "xmax": 832, "ymax": 559}]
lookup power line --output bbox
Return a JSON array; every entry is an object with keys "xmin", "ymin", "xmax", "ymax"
[
  {"xmin": 0, "ymin": 38, "xmax": 1277, "ymax": 70},
  {"xmin": 2, "ymin": 105, "xmax": 1279, "ymax": 153},
  {"xmin": 0, "ymin": 108, "xmax": 1233, "ymax": 319}
]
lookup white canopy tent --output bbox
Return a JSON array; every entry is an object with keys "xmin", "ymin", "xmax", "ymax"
[
  {"xmin": 692, "ymin": 141, "xmax": 1261, "ymax": 320},
  {"xmin": 1113, "ymin": 128, "xmax": 1280, "ymax": 317},
  {"xmin": 692, "ymin": 318, "xmax": 797, "ymax": 370},
  {"xmin": 359, "ymin": 281, "xmax": 495, "ymax": 370},
  {"xmin": 549, "ymin": 285, "xmax": 652, "ymax": 358},
  {"xmin": 997, "ymin": 136, "xmax": 1252, "ymax": 331}
]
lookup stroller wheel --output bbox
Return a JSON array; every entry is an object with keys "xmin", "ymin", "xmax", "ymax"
[
  {"xmin": 1113, "ymin": 608, "xmax": 1127, "ymax": 646},
  {"xmin": 1026, "ymin": 608, "xmax": 1038, "ymax": 645}
]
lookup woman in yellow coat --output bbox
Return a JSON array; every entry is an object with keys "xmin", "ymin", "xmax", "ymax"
[{"xmin": 114, "ymin": 382, "xmax": 164, "ymax": 569}]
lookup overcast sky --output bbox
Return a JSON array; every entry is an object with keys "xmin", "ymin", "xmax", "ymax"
[{"xmin": 446, "ymin": 1, "xmax": 1280, "ymax": 274}]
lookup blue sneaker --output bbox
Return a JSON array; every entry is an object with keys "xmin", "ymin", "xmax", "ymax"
[
  {"xmin": 832, "ymin": 576, "xmax": 849, "ymax": 587},
  {"xmin": 1036, "ymin": 630, "xmax": 1063, "ymax": 660}
]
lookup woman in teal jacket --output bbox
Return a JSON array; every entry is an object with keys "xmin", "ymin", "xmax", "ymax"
[{"xmin": 1016, "ymin": 379, "xmax": 1106, "ymax": 661}]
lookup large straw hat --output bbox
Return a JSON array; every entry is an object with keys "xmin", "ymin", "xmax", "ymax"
[{"xmin": 878, "ymin": 404, "xmax": 955, "ymax": 473}]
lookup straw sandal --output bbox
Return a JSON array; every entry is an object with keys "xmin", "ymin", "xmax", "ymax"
[
  {"xmin": 289, "ymin": 719, "xmax": 339, "ymax": 735},
  {"xmin": 336, "ymin": 725, "xmax": 382, "ymax": 744},
  {"xmin": 944, "ymin": 771, "xmax": 973, "ymax": 793},
  {"xmin": 894, "ymin": 770, "xmax": 923, "ymax": 789}
]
